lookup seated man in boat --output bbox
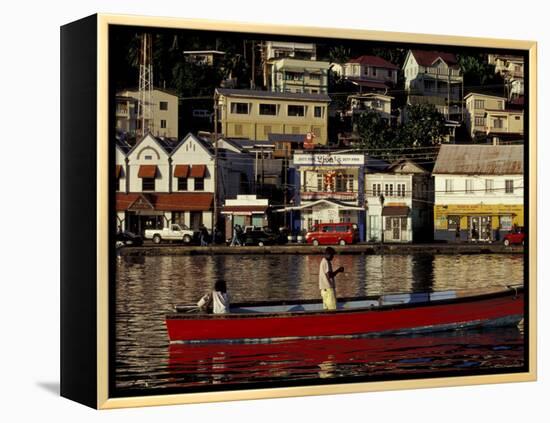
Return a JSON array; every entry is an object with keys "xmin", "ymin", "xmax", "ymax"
[
  {"xmin": 197, "ymin": 279, "xmax": 230, "ymax": 314},
  {"xmin": 319, "ymin": 247, "xmax": 344, "ymax": 310}
]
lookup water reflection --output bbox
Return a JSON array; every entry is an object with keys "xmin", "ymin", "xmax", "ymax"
[
  {"xmin": 115, "ymin": 253, "xmax": 524, "ymax": 392},
  {"xmin": 164, "ymin": 327, "xmax": 524, "ymax": 389}
]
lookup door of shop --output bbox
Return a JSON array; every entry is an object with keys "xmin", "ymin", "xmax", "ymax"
[
  {"xmin": 470, "ymin": 216, "xmax": 492, "ymax": 242},
  {"xmin": 391, "ymin": 217, "xmax": 401, "ymax": 241},
  {"xmin": 190, "ymin": 212, "xmax": 203, "ymax": 231}
]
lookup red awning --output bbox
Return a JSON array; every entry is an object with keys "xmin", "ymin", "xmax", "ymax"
[
  {"xmin": 382, "ymin": 206, "xmax": 410, "ymax": 216},
  {"xmin": 189, "ymin": 164, "xmax": 207, "ymax": 178},
  {"xmin": 138, "ymin": 165, "xmax": 157, "ymax": 178},
  {"xmin": 222, "ymin": 206, "xmax": 268, "ymax": 214},
  {"xmin": 116, "ymin": 193, "xmax": 213, "ymax": 212},
  {"xmin": 174, "ymin": 164, "xmax": 190, "ymax": 178},
  {"xmin": 115, "ymin": 165, "xmax": 122, "ymax": 178},
  {"xmin": 154, "ymin": 193, "xmax": 213, "ymax": 211}
]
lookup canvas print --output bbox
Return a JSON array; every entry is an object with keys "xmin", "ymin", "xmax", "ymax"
[{"xmin": 110, "ymin": 24, "xmax": 528, "ymax": 397}]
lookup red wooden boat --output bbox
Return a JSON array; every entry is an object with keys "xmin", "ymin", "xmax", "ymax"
[{"xmin": 165, "ymin": 286, "xmax": 524, "ymax": 343}]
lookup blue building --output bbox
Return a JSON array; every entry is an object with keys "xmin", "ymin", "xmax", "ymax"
[{"xmin": 280, "ymin": 152, "xmax": 386, "ymax": 241}]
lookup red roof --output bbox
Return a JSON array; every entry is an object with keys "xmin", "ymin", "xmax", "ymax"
[
  {"xmin": 137, "ymin": 165, "xmax": 157, "ymax": 178},
  {"xmin": 348, "ymin": 55, "xmax": 399, "ymax": 70},
  {"xmin": 410, "ymin": 50, "xmax": 459, "ymax": 67},
  {"xmin": 116, "ymin": 193, "xmax": 213, "ymax": 211},
  {"xmin": 174, "ymin": 164, "xmax": 190, "ymax": 178},
  {"xmin": 154, "ymin": 193, "xmax": 213, "ymax": 211},
  {"xmin": 116, "ymin": 193, "xmax": 141, "ymax": 211},
  {"xmin": 189, "ymin": 164, "xmax": 207, "ymax": 178}
]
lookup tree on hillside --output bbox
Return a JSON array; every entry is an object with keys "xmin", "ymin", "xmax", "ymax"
[
  {"xmin": 458, "ymin": 54, "xmax": 505, "ymax": 95},
  {"xmin": 356, "ymin": 111, "xmax": 395, "ymax": 153},
  {"xmin": 400, "ymin": 104, "xmax": 447, "ymax": 146}
]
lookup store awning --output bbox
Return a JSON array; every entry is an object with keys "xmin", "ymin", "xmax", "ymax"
[
  {"xmin": 174, "ymin": 164, "xmax": 190, "ymax": 178},
  {"xmin": 190, "ymin": 164, "xmax": 207, "ymax": 178},
  {"xmin": 222, "ymin": 205, "xmax": 268, "ymax": 214},
  {"xmin": 116, "ymin": 193, "xmax": 213, "ymax": 212},
  {"xmin": 138, "ymin": 165, "xmax": 157, "ymax": 178},
  {"xmin": 115, "ymin": 165, "xmax": 123, "ymax": 178},
  {"xmin": 382, "ymin": 206, "xmax": 410, "ymax": 216},
  {"xmin": 275, "ymin": 199, "xmax": 364, "ymax": 212},
  {"xmin": 154, "ymin": 193, "xmax": 213, "ymax": 211}
]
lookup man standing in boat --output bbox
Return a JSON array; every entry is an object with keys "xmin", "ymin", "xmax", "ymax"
[{"xmin": 319, "ymin": 247, "xmax": 344, "ymax": 310}]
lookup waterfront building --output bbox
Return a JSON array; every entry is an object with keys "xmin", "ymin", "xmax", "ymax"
[
  {"xmin": 432, "ymin": 145, "xmax": 523, "ymax": 242},
  {"xmin": 270, "ymin": 58, "xmax": 330, "ymax": 94},
  {"xmin": 365, "ymin": 159, "xmax": 433, "ymax": 243},
  {"xmin": 403, "ymin": 50, "xmax": 463, "ymax": 121},
  {"xmin": 464, "ymin": 92, "xmax": 524, "ymax": 142},
  {"xmin": 222, "ymin": 195, "xmax": 270, "ymax": 240},
  {"xmin": 280, "ymin": 152, "xmax": 377, "ymax": 241},
  {"xmin": 216, "ymin": 88, "xmax": 330, "ymax": 145},
  {"xmin": 115, "ymin": 133, "xmax": 254, "ymax": 234},
  {"xmin": 116, "ymin": 88, "xmax": 179, "ymax": 138}
]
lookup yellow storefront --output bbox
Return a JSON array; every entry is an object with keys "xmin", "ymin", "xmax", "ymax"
[{"xmin": 434, "ymin": 204, "xmax": 524, "ymax": 242}]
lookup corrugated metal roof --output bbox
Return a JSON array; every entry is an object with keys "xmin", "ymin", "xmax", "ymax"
[{"xmin": 433, "ymin": 145, "xmax": 523, "ymax": 175}]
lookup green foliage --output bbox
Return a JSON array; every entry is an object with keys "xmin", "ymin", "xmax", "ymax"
[
  {"xmin": 328, "ymin": 45, "xmax": 351, "ymax": 64},
  {"xmin": 457, "ymin": 54, "xmax": 504, "ymax": 95},
  {"xmin": 356, "ymin": 111, "xmax": 395, "ymax": 153},
  {"xmin": 400, "ymin": 104, "xmax": 447, "ymax": 146},
  {"xmin": 356, "ymin": 104, "xmax": 447, "ymax": 155}
]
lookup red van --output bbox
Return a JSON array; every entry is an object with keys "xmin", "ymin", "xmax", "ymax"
[{"xmin": 305, "ymin": 223, "xmax": 359, "ymax": 246}]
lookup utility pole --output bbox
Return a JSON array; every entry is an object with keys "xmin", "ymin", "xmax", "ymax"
[
  {"xmin": 261, "ymin": 145, "xmax": 265, "ymax": 194},
  {"xmin": 213, "ymin": 91, "xmax": 219, "ymax": 243},
  {"xmin": 283, "ymin": 154, "xmax": 288, "ymax": 226},
  {"xmin": 446, "ymin": 71, "xmax": 451, "ymax": 120},
  {"xmin": 251, "ymin": 40, "xmax": 256, "ymax": 89}
]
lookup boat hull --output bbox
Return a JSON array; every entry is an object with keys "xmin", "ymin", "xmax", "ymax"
[{"xmin": 165, "ymin": 290, "xmax": 523, "ymax": 343}]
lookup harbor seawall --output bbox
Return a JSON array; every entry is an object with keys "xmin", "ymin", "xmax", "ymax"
[{"xmin": 118, "ymin": 243, "xmax": 524, "ymax": 256}]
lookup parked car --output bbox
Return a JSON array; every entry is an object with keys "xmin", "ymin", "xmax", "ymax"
[
  {"xmin": 144, "ymin": 224, "xmax": 194, "ymax": 244},
  {"xmin": 242, "ymin": 230, "xmax": 277, "ymax": 247},
  {"xmin": 115, "ymin": 230, "xmax": 143, "ymax": 248},
  {"xmin": 305, "ymin": 223, "xmax": 359, "ymax": 246},
  {"xmin": 503, "ymin": 227, "xmax": 525, "ymax": 246}
]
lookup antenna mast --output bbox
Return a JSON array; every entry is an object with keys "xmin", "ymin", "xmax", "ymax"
[{"xmin": 137, "ymin": 33, "xmax": 154, "ymax": 137}]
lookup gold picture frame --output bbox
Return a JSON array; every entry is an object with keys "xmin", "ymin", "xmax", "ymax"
[{"xmin": 60, "ymin": 13, "xmax": 537, "ymax": 409}]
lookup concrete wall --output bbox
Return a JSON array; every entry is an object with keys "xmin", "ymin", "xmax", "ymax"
[{"xmin": 119, "ymin": 89, "xmax": 179, "ymax": 138}]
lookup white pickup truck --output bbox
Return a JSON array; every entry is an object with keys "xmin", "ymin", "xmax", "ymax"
[{"xmin": 144, "ymin": 224, "xmax": 194, "ymax": 244}]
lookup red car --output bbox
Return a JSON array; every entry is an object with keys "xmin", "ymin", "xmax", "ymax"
[
  {"xmin": 503, "ymin": 228, "xmax": 525, "ymax": 246},
  {"xmin": 305, "ymin": 223, "xmax": 359, "ymax": 246}
]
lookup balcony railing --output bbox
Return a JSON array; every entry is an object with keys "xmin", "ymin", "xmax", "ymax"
[
  {"xmin": 422, "ymin": 67, "xmax": 462, "ymax": 78},
  {"xmin": 301, "ymin": 191, "xmax": 358, "ymax": 201}
]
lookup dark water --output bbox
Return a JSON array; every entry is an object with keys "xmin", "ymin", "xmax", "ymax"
[{"xmin": 115, "ymin": 254, "xmax": 525, "ymax": 393}]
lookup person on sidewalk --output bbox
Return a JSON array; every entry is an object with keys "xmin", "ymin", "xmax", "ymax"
[
  {"xmin": 230, "ymin": 224, "xmax": 243, "ymax": 246},
  {"xmin": 318, "ymin": 247, "xmax": 344, "ymax": 311}
]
